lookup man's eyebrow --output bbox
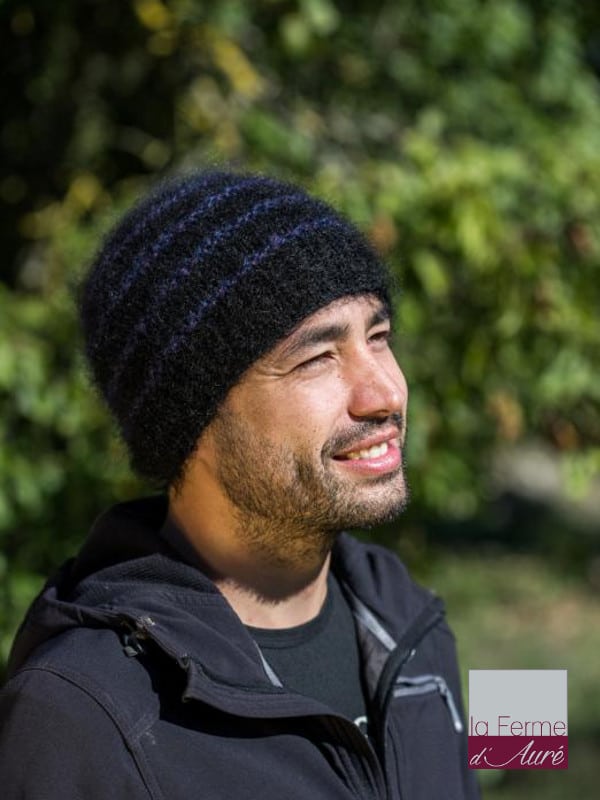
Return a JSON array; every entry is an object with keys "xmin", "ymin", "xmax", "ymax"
[
  {"xmin": 277, "ymin": 304, "xmax": 391, "ymax": 362},
  {"xmin": 368, "ymin": 305, "xmax": 391, "ymax": 328}
]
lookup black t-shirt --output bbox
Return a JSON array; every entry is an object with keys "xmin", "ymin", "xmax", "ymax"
[{"xmin": 248, "ymin": 573, "xmax": 368, "ymax": 729}]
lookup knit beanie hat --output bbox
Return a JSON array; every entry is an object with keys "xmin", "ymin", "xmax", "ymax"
[{"xmin": 80, "ymin": 170, "xmax": 392, "ymax": 487}]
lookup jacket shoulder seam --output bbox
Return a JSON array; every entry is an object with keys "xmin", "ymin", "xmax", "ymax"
[{"xmin": 12, "ymin": 664, "xmax": 164, "ymax": 800}]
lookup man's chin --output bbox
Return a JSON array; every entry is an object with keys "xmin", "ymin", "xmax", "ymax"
[{"xmin": 336, "ymin": 483, "xmax": 410, "ymax": 530}]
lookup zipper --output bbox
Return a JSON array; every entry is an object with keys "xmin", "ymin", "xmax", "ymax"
[
  {"xmin": 371, "ymin": 596, "xmax": 445, "ymax": 730},
  {"xmin": 321, "ymin": 715, "xmax": 386, "ymax": 800},
  {"xmin": 370, "ymin": 596, "xmax": 446, "ymax": 796},
  {"xmin": 393, "ymin": 674, "xmax": 464, "ymax": 733}
]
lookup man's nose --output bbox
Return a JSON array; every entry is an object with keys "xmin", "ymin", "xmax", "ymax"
[{"xmin": 346, "ymin": 354, "xmax": 407, "ymax": 420}]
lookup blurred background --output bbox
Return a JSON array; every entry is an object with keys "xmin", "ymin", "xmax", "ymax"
[{"xmin": 1, "ymin": 0, "xmax": 599, "ymax": 795}]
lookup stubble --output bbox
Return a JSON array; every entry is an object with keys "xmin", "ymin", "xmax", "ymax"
[{"xmin": 210, "ymin": 408, "xmax": 409, "ymax": 570}]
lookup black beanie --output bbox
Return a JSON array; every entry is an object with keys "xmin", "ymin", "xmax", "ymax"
[{"xmin": 80, "ymin": 170, "xmax": 392, "ymax": 486}]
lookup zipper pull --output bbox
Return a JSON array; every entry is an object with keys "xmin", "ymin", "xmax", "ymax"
[
  {"xmin": 434, "ymin": 676, "xmax": 464, "ymax": 733},
  {"xmin": 120, "ymin": 615, "xmax": 156, "ymax": 657},
  {"xmin": 122, "ymin": 630, "xmax": 145, "ymax": 657}
]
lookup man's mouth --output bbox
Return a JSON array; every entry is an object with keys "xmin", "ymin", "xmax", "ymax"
[
  {"xmin": 331, "ymin": 431, "xmax": 402, "ymax": 476},
  {"xmin": 339, "ymin": 440, "xmax": 393, "ymax": 461},
  {"xmin": 326, "ymin": 417, "xmax": 404, "ymax": 477}
]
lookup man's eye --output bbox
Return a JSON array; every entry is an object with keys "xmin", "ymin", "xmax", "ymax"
[
  {"xmin": 295, "ymin": 352, "xmax": 332, "ymax": 370},
  {"xmin": 369, "ymin": 329, "xmax": 391, "ymax": 344}
]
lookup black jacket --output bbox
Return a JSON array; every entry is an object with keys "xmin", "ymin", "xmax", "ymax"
[{"xmin": 0, "ymin": 497, "xmax": 479, "ymax": 800}]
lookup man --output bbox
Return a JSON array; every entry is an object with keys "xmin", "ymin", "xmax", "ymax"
[{"xmin": 0, "ymin": 171, "xmax": 479, "ymax": 799}]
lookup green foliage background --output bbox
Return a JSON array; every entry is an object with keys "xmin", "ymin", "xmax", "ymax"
[{"xmin": 1, "ymin": 1, "xmax": 599, "ymax": 794}]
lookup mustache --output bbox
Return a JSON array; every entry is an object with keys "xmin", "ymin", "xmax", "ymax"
[{"xmin": 323, "ymin": 413, "xmax": 405, "ymax": 457}]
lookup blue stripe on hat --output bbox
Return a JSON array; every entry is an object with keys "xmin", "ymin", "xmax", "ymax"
[
  {"xmin": 123, "ymin": 215, "xmax": 346, "ymax": 430},
  {"xmin": 93, "ymin": 175, "xmax": 277, "ymax": 343},
  {"xmin": 85, "ymin": 173, "xmax": 222, "ymax": 298},
  {"xmin": 105, "ymin": 192, "xmax": 311, "ymax": 402}
]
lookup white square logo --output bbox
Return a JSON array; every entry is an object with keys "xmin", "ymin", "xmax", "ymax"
[{"xmin": 468, "ymin": 670, "xmax": 568, "ymax": 769}]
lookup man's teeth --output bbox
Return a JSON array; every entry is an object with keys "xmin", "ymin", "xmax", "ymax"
[{"xmin": 345, "ymin": 441, "xmax": 389, "ymax": 460}]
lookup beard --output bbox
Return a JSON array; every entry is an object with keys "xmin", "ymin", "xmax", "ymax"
[{"xmin": 209, "ymin": 408, "xmax": 409, "ymax": 569}]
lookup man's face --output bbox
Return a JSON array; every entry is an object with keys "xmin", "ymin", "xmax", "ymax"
[{"xmin": 204, "ymin": 294, "xmax": 409, "ymax": 558}]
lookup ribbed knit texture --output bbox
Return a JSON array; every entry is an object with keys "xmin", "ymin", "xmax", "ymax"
[{"xmin": 79, "ymin": 170, "xmax": 392, "ymax": 486}]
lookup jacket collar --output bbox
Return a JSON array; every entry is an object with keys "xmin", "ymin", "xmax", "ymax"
[{"xmin": 10, "ymin": 496, "xmax": 439, "ymax": 713}]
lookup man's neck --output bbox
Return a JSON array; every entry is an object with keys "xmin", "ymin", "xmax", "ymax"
[
  {"xmin": 215, "ymin": 556, "xmax": 331, "ymax": 629},
  {"xmin": 165, "ymin": 499, "xmax": 333, "ymax": 629}
]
